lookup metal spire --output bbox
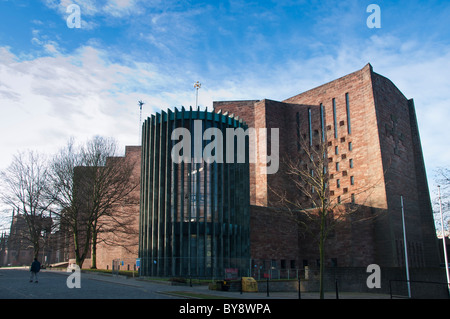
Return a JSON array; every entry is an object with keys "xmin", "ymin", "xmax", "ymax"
[
  {"xmin": 138, "ymin": 100, "xmax": 145, "ymax": 144},
  {"xmin": 194, "ymin": 81, "xmax": 201, "ymax": 109}
]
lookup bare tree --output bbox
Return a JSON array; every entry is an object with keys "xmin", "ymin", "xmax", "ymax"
[
  {"xmin": 0, "ymin": 151, "xmax": 53, "ymax": 260},
  {"xmin": 49, "ymin": 136, "xmax": 138, "ymax": 268},
  {"xmin": 81, "ymin": 136, "xmax": 138, "ymax": 269},
  {"xmin": 49, "ymin": 138, "xmax": 91, "ymax": 268},
  {"xmin": 434, "ymin": 167, "xmax": 450, "ymax": 232},
  {"xmin": 271, "ymin": 127, "xmax": 382, "ymax": 299}
]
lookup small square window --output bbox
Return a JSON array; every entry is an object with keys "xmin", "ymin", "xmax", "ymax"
[{"xmin": 290, "ymin": 260, "xmax": 296, "ymax": 269}]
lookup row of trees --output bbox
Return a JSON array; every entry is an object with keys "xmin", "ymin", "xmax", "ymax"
[{"xmin": 0, "ymin": 136, "xmax": 138, "ymax": 268}]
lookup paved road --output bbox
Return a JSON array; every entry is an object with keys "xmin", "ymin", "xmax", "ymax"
[
  {"xmin": 0, "ymin": 268, "xmax": 392, "ymax": 300},
  {"xmin": 0, "ymin": 268, "xmax": 179, "ymax": 299},
  {"xmin": 0, "ymin": 269, "xmax": 400, "ymax": 318}
]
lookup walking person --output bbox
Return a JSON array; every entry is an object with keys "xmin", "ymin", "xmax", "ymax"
[{"xmin": 30, "ymin": 258, "xmax": 41, "ymax": 283}]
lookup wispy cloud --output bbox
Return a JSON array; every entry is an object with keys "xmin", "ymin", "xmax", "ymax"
[
  {"xmin": 0, "ymin": 45, "xmax": 153, "ymax": 168},
  {"xmin": 2, "ymin": 1, "xmax": 450, "ymax": 208}
]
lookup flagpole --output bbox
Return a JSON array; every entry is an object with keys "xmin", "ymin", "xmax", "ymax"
[
  {"xmin": 401, "ymin": 195, "xmax": 411, "ymax": 298},
  {"xmin": 438, "ymin": 186, "xmax": 450, "ymax": 295}
]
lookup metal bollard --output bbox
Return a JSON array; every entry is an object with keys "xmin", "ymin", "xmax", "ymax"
[
  {"xmin": 240, "ymin": 277, "xmax": 243, "ymax": 295},
  {"xmin": 298, "ymin": 277, "xmax": 301, "ymax": 299},
  {"xmin": 335, "ymin": 279, "xmax": 339, "ymax": 299}
]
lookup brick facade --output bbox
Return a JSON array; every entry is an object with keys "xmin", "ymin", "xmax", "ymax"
[
  {"xmin": 90, "ymin": 63, "xmax": 439, "ymax": 272},
  {"xmin": 95, "ymin": 146, "xmax": 141, "ymax": 270},
  {"xmin": 214, "ymin": 63, "xmax": 440, "ymax": 268}
]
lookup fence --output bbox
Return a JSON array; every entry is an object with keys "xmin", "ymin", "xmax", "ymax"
[
  {"xmin": 111, "ymin": 258, "xmax": 138, "ymax": 276},
  {"xmin": 135, "ymin": 257, "xmax": 307, "ymax": 280},
  {"xmin": 389, "ymin": 280, "xmax": 450, "ymax": 299}
]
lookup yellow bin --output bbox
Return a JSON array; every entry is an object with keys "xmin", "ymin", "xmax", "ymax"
[{"xmin": 241, "ymin": 277, "xmax": 258, "ymax": 292}]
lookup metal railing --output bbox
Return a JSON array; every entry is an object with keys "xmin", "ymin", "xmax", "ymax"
[{"xmin": 389, "ymin": 279, "xmax": 450, "ymax": 299}]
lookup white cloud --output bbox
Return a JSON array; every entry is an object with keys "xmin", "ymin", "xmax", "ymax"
[
  {"xmin": 1, "ymin": 25, "xmax": 449, "ymax": 211},
  {"xmin": 0, "ymin": 45, "xmax": 154, "ymax": 170},
  {"xmin": 102, "ymin": 0, "xmax": 142, "ymax": 17}
]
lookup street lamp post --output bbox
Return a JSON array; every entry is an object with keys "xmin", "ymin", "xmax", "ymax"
[
  {"xmin": 400, "ymin": 195, "xmax": 411, "ymax": 298},
  {"xmin": 438, "ymin": 185, "xmax": 450, "ymax": 295}
]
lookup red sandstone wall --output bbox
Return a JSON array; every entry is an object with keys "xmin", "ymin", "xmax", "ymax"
[
  {"xmin": 213, "ymin": 100, "xmax": 259, "ymax": 205},
  {"xmin": 283, "ymin": 63, "xmax": 388, "ymax": 210},
  {"xmin": 208, "ymin": 64, "xmax": 439, "ymax": 268},
  {"xmin": 95, "ymin": 146, "xmax": 141, "ymax": 270}
]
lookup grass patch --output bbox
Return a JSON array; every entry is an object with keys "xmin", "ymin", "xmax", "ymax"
[{"xmin": 82, "ymin": 268, "xmax": 138, "ymax": 277}]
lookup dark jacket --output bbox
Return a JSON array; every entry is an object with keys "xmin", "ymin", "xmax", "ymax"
[{"xmin": 30, "ymin": 259, "xmax": 41, "ymax": 273}]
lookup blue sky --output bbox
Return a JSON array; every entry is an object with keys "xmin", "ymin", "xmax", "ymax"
[{"xmin": 1, "ymin": 0, "xmax": 450, "ymax": 229}]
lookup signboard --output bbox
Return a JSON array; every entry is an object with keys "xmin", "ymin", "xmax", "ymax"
[
  {"xmin": 225, "ymin": 268, "xmax": 238, "ymax": 280},
  {"xmin": 136, "ymin": 258, "xmax": 140, "ymax": 269}
]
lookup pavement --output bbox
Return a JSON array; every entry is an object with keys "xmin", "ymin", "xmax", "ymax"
[
  {"xmin": 0, "ymin": 267, "xmax": 391, "ymax": 300},
  {"xmin": 4, "ymin": 268, "xmax": 434, "ymax": 318}
]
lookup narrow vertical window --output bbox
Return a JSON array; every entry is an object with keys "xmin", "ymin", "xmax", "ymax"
[
  {"xmin": 337, "ymin": 179, "xmax": 340, "ymax": 188},
  {"xmin": 332, "ymin": 98, "xmax": 337, "ymax": 139},
  {"xmin": 336, "ymin": 162, "xmax": 340, "ymax": 171},
  {"xmin": 346, "ymin": 93, "xmax": 351, "ymax": 134},
  {"xmin": 350, "ymin": 176, "xmax": 354, "ymax": 185},
  {"xmin": 335, "ymin": 146, "xmax": 339, "ymax": 155},
  {"xmin": 296, "ymin": 112, "xmax": 300, "ymax": 151},
  {"xmin": 308, "ymin": 108, "xmax": 312, "ymax": 146},
  {"xmin": 348, "ymin": 142, "xmax": 352, "ymax": 151},
  {"xmin": 349, "ymin": 158, "xmax": 354, "ymax": 168},
  {"xmin": 351, "ymin": 193, "xmax": 355, "ymax": 204},
  {"xmin": 320, "ymin": 103, "xmax": 325, "ymax": 142}
]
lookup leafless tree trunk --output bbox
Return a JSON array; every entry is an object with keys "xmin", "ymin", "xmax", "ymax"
[
  {"xmin": 80, "ymin": 136, "xmax": 138, "ymax": 268},
  {"xmin": 0, "ymin": 151, "xmax": 53, "ymax": 261},
  {"xmin": 49, "ymin": 138, "xmax": 91, "ymax": 268},
  {"xmin": 49, "ymin": 136, "xmax": 137, "ymax": 269},
  {"xmin": 434, "ymin": 167, "xmax": 450, "ymax": 232},
  {"xmin": 271, "ymin": 125, "xmax": 382, "ymax": 299}
]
